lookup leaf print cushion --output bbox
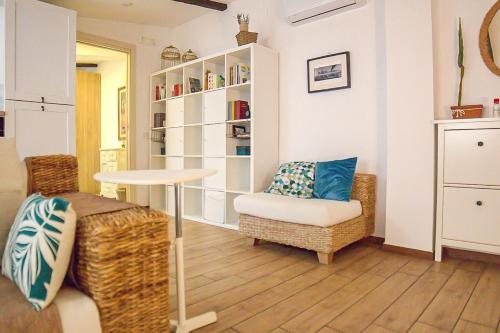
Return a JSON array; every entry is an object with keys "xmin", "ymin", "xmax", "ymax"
[
  {"xmin": 265, "ymin": 162, "xmax": 316, "ymax": 198},
  {"xmin": 1, "ymin": 193, "xmax": 76, "ymax": 311}
]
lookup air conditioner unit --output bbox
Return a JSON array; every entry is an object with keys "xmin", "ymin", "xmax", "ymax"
[{"xmin": 285, "ymin": 0, "xmax": 367, "ymax": 26}]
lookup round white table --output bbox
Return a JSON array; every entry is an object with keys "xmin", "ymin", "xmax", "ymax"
[{"xmin": 94, "ymin": 169, "xmax": 217, "ymax": 333}]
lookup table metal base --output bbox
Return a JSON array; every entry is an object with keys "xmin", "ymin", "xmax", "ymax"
[{"xmin": 170, "ymin": 184, "xmax": 217, "ymax": 332}]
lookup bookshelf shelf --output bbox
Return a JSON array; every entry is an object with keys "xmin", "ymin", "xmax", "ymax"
[
  {"xmin": 149, "ymin": 44, "xmax": 279, "ymax": 229},
  {"xmin": 226, "ymin": 81, "xmax": 251, "ymax": 89},
  {"xmin": 167, "ymin": 95, "xmax": 183, "ymax": 100},
  {"xmin": 227, "ymin": 119, "xmax": 251, "ymax": 124},
  {"xmin": 152, "ymin": 98, "xmax": 166, "ymax": 104}
]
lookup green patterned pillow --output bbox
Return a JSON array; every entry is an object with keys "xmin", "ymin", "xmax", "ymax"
[
  {"xmin": 1, "ymin": 194, "xmax": 76, "ymax": 311},
  {"xmin": 265, "ymin": 162, "xmax": 316, "ymax": 198}
]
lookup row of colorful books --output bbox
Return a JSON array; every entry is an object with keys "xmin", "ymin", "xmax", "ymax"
[
  {"xmin": 227, "ymin": 100, "xmax": 250, "ymax": 120},
  {"xmin": 228, "ymin": 63, "xmax": 250, "ymax": 85},
  {"xmin": 206, "ymin": 72, "xmax": 225, "ymax": 90}
]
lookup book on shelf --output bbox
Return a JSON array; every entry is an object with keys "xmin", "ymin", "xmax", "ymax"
[
  {"xmin": 206, "ymin": 71, "xmax": 225, "ymax": 90},
  {"xmin": 151, "ymin": 130, "xmax": 165, "ymax": 143},
  {"xmin": 227, "ymin": 100, "xmax": 250, "ymax": 120},
  {"xmin": 229, "ymin": 63, "xmax": 250, "ymax": 85},
  {"xmin": 172, "ymin": 83, "xmax": 183, "ymax": 97},
  {"xmin": 153, "ymin": 113, "xmax": 166, "ymax": 128},
  {"xmin": 188, "ymin": 77, "xmax": 202, "ymax": 93}
]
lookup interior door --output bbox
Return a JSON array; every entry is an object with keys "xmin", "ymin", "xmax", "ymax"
[
  {"xmin": 76, "ymin": 70, "xmax": 101, "ymax": 195},
  {"xmin": 5, "ymin": 0, "xmax": 76, "ymax": 105},
  {"xmin": 12, "ymin": 100, "xmax": 75, "ymax": 160}
]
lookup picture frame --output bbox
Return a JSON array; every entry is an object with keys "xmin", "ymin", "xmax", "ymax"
[
  {"xmin": 232, "ymin": 125, "xmax": 246, "ymax": 137},
  {"xmin": 118, "ymin": 86, "xmax": 127, "ymax": 140},
  {"xmin": 307, "ymin": 51, "xmax": 351, "ymax": 93}
]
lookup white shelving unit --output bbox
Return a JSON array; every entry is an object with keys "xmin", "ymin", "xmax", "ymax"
[{"xmin": 149, "ymin": 44, "xmax": 279, "ymax": 229}]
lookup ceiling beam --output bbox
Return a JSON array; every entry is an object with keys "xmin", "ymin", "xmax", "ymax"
[{"xmin": 172, "ymin": 0, "xmax": 227, "ymax": 11}]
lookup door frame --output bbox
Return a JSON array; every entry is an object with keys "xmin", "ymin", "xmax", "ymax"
[{"xmin": 77, "ymin": 31, "xmax": 137, "ymax": 203}]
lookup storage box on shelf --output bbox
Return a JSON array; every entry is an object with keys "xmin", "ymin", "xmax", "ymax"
[
  {"xmin": 434, "ymin": 118, "xmax": 500, "ymax": 261},
  {"xmin": 149, "ymin": 44, "xmax": 278, "ymax": 229}
]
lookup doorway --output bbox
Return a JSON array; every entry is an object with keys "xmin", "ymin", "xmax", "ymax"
[{"xmin": 76, "ymin": 41, "xmax": 130, "ymax": 200}]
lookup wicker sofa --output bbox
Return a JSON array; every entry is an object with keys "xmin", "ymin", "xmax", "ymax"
[
  {"xmin": 1, "ymin": 154, "xmax": 170, "ymax": 333},
  {"xmin": 236, "ymin": 173, "xmax": 376, "ymax": 264}
]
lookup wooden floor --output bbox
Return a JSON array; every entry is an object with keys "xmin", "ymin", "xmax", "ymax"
[{"xmin": 169, "ymin": 220, "xmax": 500, "ymax": 333}]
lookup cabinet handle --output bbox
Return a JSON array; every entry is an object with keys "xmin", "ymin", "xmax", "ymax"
[
  {"xmin": 477, "ymin": 141, "xmax": 484, "ymax": 147},
  {"xmin": 476, "ymin": 200, "xmax": 483, "ymax": 206},
  {"xmin": 41, "ymin": 105, "xmax": 45, "ymax": 111},
  {"xmin": 41, "ymin": 97, "xmax": 45, "ymax": 103}
]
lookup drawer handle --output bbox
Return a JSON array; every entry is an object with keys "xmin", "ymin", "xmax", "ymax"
[
  {"xmin": 477, "ymin": 141, "xmax": 484, "ymax": 147},
  {"xmin": 476, "ymin": 201, "xmax": 483, "ymax": 206}
]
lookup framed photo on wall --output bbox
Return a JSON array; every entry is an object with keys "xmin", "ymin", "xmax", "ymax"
[
  {"xmin": 118, "ymin": 86, "xmax": 127, "ymax": 140},
  {"xmin": 307, "ymin": 51, "xmax": 351, "ymax": 93}
]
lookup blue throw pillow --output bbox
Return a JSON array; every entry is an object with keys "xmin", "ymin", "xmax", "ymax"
[{"xmin": 313, "ymin": 157, "xmax": 357, "ymax": 202}]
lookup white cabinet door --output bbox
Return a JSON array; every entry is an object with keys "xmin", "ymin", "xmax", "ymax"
[
  {"xmin": 203, "ymin": 157, "xmax": 225, "ymax": 190},
  {"xmin": 442, "ymin": 187, "xmax": 500, "ymax": 246},
  {"xmin": 166, "ymin": 127, "xmax": 184, "ymax": 156},
  {"xmin": 5, "ymin": 0, "xmax": 76, "ymax": 105},
  {"xmin": 203, "ymin": 123, "xmax": 226, "ymax": 156},
  {"xmin": 11, "ymin": 100, "xmax": 75, "ymax": 159},
  {"xmin": 167, "ymin": 98, "xmax": 184, "ymax": 127},
  {"xmin": 204, "ymin": 190, "xmax": 225, "ymax": 223},
  {"xmin": 444, "ymin": 129, "xmax": 500, "ymax": 186},
  {"xmin": 203, "ymin": 89, "xmax": 226, "ymax": 124}
]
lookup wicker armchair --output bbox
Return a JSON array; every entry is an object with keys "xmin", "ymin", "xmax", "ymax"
[
  {"xmin": 25, "ymin": 155, "xmax": 170, "ymax": 333},
  {"xmin": 239, "ymin": 173, "xmax": 376, "ymax": 264}
]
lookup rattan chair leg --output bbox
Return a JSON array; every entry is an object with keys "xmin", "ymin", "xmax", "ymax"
[
  {"xmin": 248, "ymin": 238, "xmax": 260, "ymax": 246},
  {"xmin": 317, "ymin": 251, "xmax": 334, "ymax": 265}
]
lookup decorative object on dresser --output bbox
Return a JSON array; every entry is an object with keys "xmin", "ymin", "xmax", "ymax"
[
  {"xmin": 434, "ymin": 118, "xmax": 500, "ymax": 261},
  {"xmin": 451, "ymin": 18, "xmax": 483, "ymax": 119},
  {"xmin": 149, "ymin": 44, "xmax": 279, "ymax": 229},
  {"xmin": 235, "ymin": 13, "xmax": 258, "ymax": 46},
  {"xmin": 479, "ymin": 0, "xmax": 500, "ymax": 76},
  {"xmin": 161, "ymin": 45, "xmax": 181, "ymax": 69},
  {"xmin": 307, "ymin": 51, "xmax": 351, "ymax": 93}
]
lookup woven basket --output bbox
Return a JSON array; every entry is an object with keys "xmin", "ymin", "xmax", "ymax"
[{"xmin": 236, "ymin": 31, "xmax": 258, "ymax": 46}]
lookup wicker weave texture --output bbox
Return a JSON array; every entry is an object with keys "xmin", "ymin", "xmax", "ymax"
[
  {"xmin": 25, "ymin": 154, "xmax": 170, "ymax": 332},
  {"xmin": 239, "ymin": 173, "xmax": 376, "ymax": 254},
  {"xmin": 25, "ymin": 155, "xmax": 79, "ymax": 196},
  {"xmin": 76, "ymin": 207, "xmax": 170, "ymax": 333}
]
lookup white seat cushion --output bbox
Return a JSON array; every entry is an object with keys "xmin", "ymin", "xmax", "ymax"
[
  {"xmin": 53, "ymin": 287, "xmax": 102, "ymax": 333},
  {"xmin": 234, "ymin": 193, "xmax": 362, "ymax": 227}
]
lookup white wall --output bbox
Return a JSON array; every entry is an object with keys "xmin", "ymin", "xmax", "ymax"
[
  {"xmin": 433, "ymin": 0, "xmax": 500, "ymax": 119},
  {"xmin": 172, "ymin": 0, "xmax": 388, "ymax": 236},
  {"xmin": 77, "ymin": 17, "xmax": 173, "ymax": 205},
  {"xmin": 384, "ymin": 0, "xmax": 435, "ymax": 252},
  {"xmin": 96, "ymin": 59, "xmax": 127, "ymax": 149}
]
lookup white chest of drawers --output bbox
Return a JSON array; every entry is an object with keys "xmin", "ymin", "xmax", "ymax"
[
  {"xmin": 100, "ymin": 148, "xmax": 127, "ymax": 199},
  {"xmin": 435, "ymin": 118, "xmax": 500, "ymax": 261}
]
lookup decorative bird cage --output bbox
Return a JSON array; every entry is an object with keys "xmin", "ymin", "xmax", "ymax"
[
  {"xmin": 161, "ymin": 45, "xmax": 181, "ymax": 69},
  {"xmin": 182, "ymin": 49, "xmax": 198, "ymax": 63}
]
